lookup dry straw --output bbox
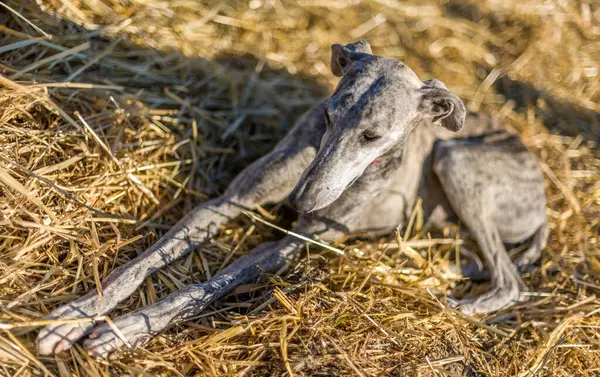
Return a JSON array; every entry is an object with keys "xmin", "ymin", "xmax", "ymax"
[{"xmin": 0, "ymin": 0, "xmax": 599, "ymax": 376}]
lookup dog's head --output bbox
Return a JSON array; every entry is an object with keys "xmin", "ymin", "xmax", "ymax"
[{"xmin": 289, "ymin": 40, "xmax": 465, "ymax": 213}]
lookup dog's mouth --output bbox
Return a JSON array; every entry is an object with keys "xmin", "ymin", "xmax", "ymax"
[{"xmin": 344, "ymin": 175, "xmax": 360, "ymax": 190}]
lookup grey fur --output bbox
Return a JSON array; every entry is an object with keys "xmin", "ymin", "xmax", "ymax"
[{"xmin": 36, "ymin": 41, "xmax": 548, "ymax": 358}]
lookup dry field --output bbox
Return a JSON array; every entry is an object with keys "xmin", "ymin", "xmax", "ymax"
[{"xmin": 1, "ymin": 0, "xmax": 599, "ymax": 376}]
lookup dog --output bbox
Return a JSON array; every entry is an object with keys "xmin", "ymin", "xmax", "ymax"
[{"xmin": 37, "ymin": 40, "xmax": 548, "ymax": 358}]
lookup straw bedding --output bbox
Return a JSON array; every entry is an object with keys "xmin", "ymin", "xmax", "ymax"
[{"xmin": 0, "ymin": 0, "xmax": 599, "ymax": 376}]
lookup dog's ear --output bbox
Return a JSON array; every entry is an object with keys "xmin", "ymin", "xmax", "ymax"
[
  {"xmin": 419, "ymin": 79, "xmax": 466, "ymax": 132},
  {"xmin": 330, "ymin": 40, "xmax": 372, "ymax": 77}
]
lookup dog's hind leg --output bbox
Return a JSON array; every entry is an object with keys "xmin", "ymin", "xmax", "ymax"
[
  {"xmin": 36, "ymin": 103, "xmax": 326, "ymax": 355},
  {"xmin": 432, "ymin": 132, "xmax": 547, "ymax": 314}
]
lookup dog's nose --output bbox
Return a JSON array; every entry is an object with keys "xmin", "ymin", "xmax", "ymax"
[{"xmin": 288, "ymin": 186, "xmax": 315, "ymax": 213}]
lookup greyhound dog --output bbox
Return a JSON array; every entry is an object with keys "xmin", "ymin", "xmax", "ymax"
[{"xmin": 37, "ymin": 41, "xmax": 548, "ymax": 358}]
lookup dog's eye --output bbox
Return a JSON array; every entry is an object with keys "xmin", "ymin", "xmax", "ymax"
[{"xmin": 363, "ymin": 130, "xmax": 380, "ymax": 141}]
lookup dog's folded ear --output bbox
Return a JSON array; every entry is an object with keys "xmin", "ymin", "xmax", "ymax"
[
  {"xmin": 419, "ymin": 79, "xmax": 466, "ymax": 132},
  {"xmin": 330, "ymin": 40, "xmax": 372, "ymax": 77}
]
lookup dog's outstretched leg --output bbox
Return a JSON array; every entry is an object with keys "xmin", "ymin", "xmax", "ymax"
[
  {"xmin": 36, "ymin": 198, "xmax": 241, "ymax": 355},
  {"xmin": 81, "ymin": 236, "xmax": 304, "ymax": 358},
  {"xmin": 36, "ymin": 104, "xmax": 325, "ymax": 355}
]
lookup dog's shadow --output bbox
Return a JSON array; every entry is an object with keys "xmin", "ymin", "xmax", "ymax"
[{"xmin": 494, "ymin": 76, "xmax": 600, "ymax": 143}]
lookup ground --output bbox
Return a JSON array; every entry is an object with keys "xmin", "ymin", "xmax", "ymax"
[{"xmin": 0, "ymin": 0, "xmax": 599, "ymax": 376}]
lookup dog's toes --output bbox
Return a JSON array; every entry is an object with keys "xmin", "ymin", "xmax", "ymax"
[
  {"xmin": 516, "ymin": 261, "xmax": 536, "ymax": 275},
  {"xmin": 515, "ymin": 250, "xmax": 541, "ymax": 273},
  {"xmin": 84, "ymin": 326, "xmax": 125, "ymax": 359},
  {"xmin": 84, "ymin": 334, "xmax": 120, "ymax": 359},
  {"xmin": 36, "ymin": 297, "xmax": 102, "ymax": 355},
  {"xmin": 454, "ymin": 284, "xmax": 523, "ymax": 315},
  {"xmin": 83, "ymin": 313, "xmax": 152, "ymax": 359},
  {"xmin": 36, "ymin": 321, "xmax": 94, "ymax": 355}
]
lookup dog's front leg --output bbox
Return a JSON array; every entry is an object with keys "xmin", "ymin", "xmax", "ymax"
[
  {"xmin": 81, "ymin": 236, "xmax": 304, "ymax": 358},
  {"xmin": 36, "ymin": 103, "xmax": 326, "ymax": 355},
  {"xmin": 36, "ymin": 197, "xmax": 241, "ymax": 355}
]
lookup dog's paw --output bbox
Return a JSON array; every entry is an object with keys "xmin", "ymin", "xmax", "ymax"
[
  {"xmin": 36, "ymin": 296, "xmax": 100, "ymax": 355},
  {"xmin": 83, "ymin": 312, "xmax": 154, "ymax": 358},
  {"xmin": 450, "ymin": 284, "xmax": 523, "ymax": 315}
]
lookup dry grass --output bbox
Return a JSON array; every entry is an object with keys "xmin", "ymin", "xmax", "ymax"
[{"xmin": 1, "ymin": 0, "xmax": 599, "ymax": 376}]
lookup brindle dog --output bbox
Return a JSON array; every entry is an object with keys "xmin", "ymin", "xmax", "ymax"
[{"xmin": 37, "ymin": 40, "xmax": 548, "ymax": 358}]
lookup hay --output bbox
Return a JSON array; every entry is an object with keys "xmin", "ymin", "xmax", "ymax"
[{"xmin": 0, "ymin": 0, "xmax": 599, "ymax": 376}]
